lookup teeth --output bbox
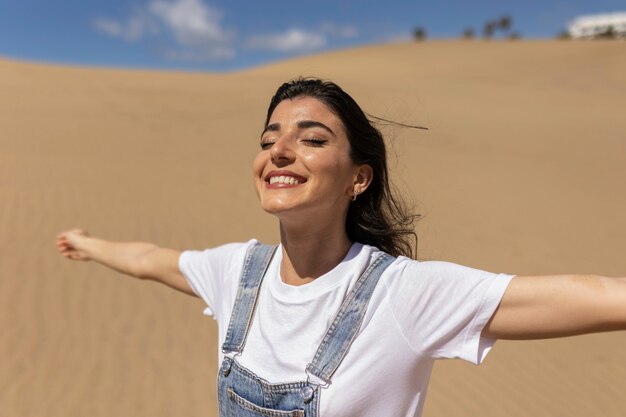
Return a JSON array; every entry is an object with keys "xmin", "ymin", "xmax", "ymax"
[{"xmin": 269, "ymin": 176, "xmax": 301, "ymax": 185}]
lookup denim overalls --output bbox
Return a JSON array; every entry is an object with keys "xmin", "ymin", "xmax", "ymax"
[{"xmin": 217, "ymin": 243, "xmax": 395, "ymax": 417}]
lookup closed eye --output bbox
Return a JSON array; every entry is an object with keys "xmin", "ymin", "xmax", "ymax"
[
  {"xmin": 259, "ymin": 137, "xmax": 326, "ymax": 150},
  {"xmin": 303, "ymin": 138, "xmax": 327, "ymax": 146},
  {"xmin": 260, "ymin": 140, "xmax": 274, "ymax": 150}
]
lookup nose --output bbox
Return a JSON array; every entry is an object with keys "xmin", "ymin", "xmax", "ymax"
[{"xmin": 270, "ymin": 136, "xmax": 295, "ymax": 166}]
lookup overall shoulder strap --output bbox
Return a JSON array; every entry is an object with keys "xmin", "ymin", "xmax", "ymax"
[
  {"xmin": 221, "ymin": 243, "xmax": 277, "ymax": 354},
  {"xmin": 306, "ymin": 252, "xmax": 395, "ymax": 385}
]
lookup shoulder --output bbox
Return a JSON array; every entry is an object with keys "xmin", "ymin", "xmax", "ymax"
[
  {"xmin": 387, "ymin": 256, "xmax": 498, "ymax": 277},
  {"xmin": 180, "ymin": 239, "xmax": 259, "ymax": 264},
  {"xmin": 178, "ymin": 239, "xmax": 266, "ymax": 282},
  {"xmin": 377, "ymin": 252, "xmax": 513, "ymax": 299}
]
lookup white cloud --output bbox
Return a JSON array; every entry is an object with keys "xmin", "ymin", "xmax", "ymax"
[
  {"xmin": 93, "ymin": 3, "xmax": 359, "ymax": 62},
  {"xmin": 92, "ymin": 11, "xmax": 157, "ymax": 41},
  {"xmin": 320, "ymin": 22, "xmax": 358, "ymax": 39},
  {"xmin": 149, "ymin": 0, "xmax": 233, "ymax": 48},
  {"xmin": 93, "ymin": 18, "xmax": 124, "ymax": 37},
  {"xmin": 244, "ymin": 22, "xmax": 358, "ymax": 53},
  {"xmin": 92, "ymin": 0, "xmax": 234, "ymax": 60},
  {"xmin": 246, "ymin": 28, "xmax": 327, "ymax": 53}
]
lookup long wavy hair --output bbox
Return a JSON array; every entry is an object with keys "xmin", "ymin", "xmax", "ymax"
[{"xmin": 265, "ymin": 78, "xmax": 419, "ymax": 258}]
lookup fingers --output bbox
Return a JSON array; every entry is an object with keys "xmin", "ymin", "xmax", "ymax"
[
  {"xmin": 56, "ymin": 237, "xmax": 77, "ymax": 259},
  {"xmin": 56, "ymin": 238, "xmax": 73, "ymax": 253},
  {"xmin": 56, "ymin": 232, "xmax": 74, "ymax": 249},
  {"xmin": 55, "ymin": 228, "xmax": 90, "ymax": 261}
]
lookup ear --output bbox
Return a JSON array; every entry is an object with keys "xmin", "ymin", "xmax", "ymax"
[{"xmin": 353, "ymin": 164, "xmax": 373, "ymax": 193}]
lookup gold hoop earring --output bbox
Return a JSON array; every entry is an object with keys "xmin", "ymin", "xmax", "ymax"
[{"xmin": 352, "ymin": 188, "xmax": 360, "ymax": 201}]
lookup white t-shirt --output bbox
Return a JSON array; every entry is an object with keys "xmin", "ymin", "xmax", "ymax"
[{"xmin": 179, "ymin": 240, "xmax": 514, "ymax": 417}]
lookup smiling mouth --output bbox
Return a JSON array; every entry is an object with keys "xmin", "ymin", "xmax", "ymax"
[
  {"xmin": 268, "ymin": 176, "xmax": 303, "ymax": 185},
  {"xmin": 264, "ymin": 172, "xmax": 307, "ymax": 188}
]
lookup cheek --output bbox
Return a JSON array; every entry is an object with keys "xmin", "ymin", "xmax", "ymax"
[
  {"xmin": 252, "ymin": 154, "xmax": 266, "ymax": 195},
  {"xmin": 252, "ymin": 153, "xmax": 265, "ymax": 178},
  {"xmin": 303, "ymin": 152, "xmax": 354, "ymax": 185},
  {"xmin": 303, "ymin": 153, "xmax": 334, "ymax": 175}
]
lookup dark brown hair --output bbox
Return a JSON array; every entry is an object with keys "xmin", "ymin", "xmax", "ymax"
[{"xmin": 265, "ymin": 78, "xmax": 419, "ymax": 258}]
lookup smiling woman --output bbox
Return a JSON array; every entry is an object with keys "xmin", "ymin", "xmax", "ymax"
[
  {"xmin": 258, "ymin": 79, "xmax": 419, "ymax": 260},
  {"xmin": 55, "ymin": 78, "xmax": 626, "ymax": 417}
]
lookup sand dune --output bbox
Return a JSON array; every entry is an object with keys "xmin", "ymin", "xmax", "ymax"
[{"xmin": 1, "ymin": 40, "xmax": 625, "ymax": 417}]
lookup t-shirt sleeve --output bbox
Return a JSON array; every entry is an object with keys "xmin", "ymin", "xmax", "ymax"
[
  {"xmin": 386, "ymin": 258, "xmax": 514, "ymax": 364},
  {"xmin": 178, "ymin": 240, "xmax": 256, "ymax": 320}
]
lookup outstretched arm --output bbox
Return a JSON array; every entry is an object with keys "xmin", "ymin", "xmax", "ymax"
[
  {"xmin": 56, "ymin": 229, "xmax": 195, "ymax": 296},
  {"xmin": 483, "ymin": 274, "xmax": 626, "ymax": 340}
]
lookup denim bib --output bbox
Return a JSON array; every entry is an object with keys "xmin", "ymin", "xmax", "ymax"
[{"xmin": 218, "ymin": 243, "xmax": 394, "ymax": 417}]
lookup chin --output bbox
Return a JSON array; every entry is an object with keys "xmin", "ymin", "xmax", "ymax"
[
  {"xmin": 260, "ymin": 198, "xmax": 306, "ymax": 217},
  {"xmin": 261, "ymin": 202, "xmax": 294, "ymax": 215}
]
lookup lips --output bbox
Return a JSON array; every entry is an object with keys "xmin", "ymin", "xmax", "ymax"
[{"xmin": 265, "ymin": 170, "xmax": 307, "ymax": 188}]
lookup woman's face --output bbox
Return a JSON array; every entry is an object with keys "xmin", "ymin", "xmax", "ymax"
[{"xmin": 253, "ymin": 96, "xmax": 365, "ymax": 221}]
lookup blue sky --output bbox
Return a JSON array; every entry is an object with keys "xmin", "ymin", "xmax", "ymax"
[{"xmin": 0, "ymin": 0, "xmax": 624, "ymax": 71}]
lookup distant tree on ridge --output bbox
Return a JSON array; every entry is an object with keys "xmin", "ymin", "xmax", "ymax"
[
  {"xmin": 482, "ymin": 14, "xmax": 519, "ymax": 40},
  {"xmin": 413, "ymin": 27, "xmax": 427, "ymax": 41},
  {"xmin": 462, "ymin": 27, "xmax": 475, "ymax": 39},
  {"xmin": 498, "ymin": 15, "xmax": 512, "ymax": 32},
  {"xmin": 483, "ymin": 21, "xmax": 496, "ymax": 39}
]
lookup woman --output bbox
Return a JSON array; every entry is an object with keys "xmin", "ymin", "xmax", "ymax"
[{"xmin": 56, "ymin": 78, "xmax": 626, "ymax": 417}]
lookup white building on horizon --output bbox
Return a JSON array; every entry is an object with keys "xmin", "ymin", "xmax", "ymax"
[{"xmin": 567, "ymin": 12, "xmax": 626, "ymax": 38}]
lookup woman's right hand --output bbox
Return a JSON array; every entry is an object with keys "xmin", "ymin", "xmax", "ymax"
[
  {"xmin": 54, "ymin": 229, "xmax": 194, "ymax": 295},
  {"xmin": 56, "ymin": 229, "xmax": 91, "ymax": 261}
]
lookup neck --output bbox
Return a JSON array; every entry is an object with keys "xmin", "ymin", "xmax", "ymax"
[{"xmin": 278, "ymin": 216, "xmax": 352, "ymax": 286}]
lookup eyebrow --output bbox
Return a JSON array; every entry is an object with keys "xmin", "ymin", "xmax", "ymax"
[{"xmin": 262, "ymin": 120, "xmax": 335, "ymax": 136}]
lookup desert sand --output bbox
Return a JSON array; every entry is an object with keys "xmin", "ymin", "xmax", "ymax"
[{"xmin": 1, "ymin": 40, "xmax": 625, "ymax": 416}]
